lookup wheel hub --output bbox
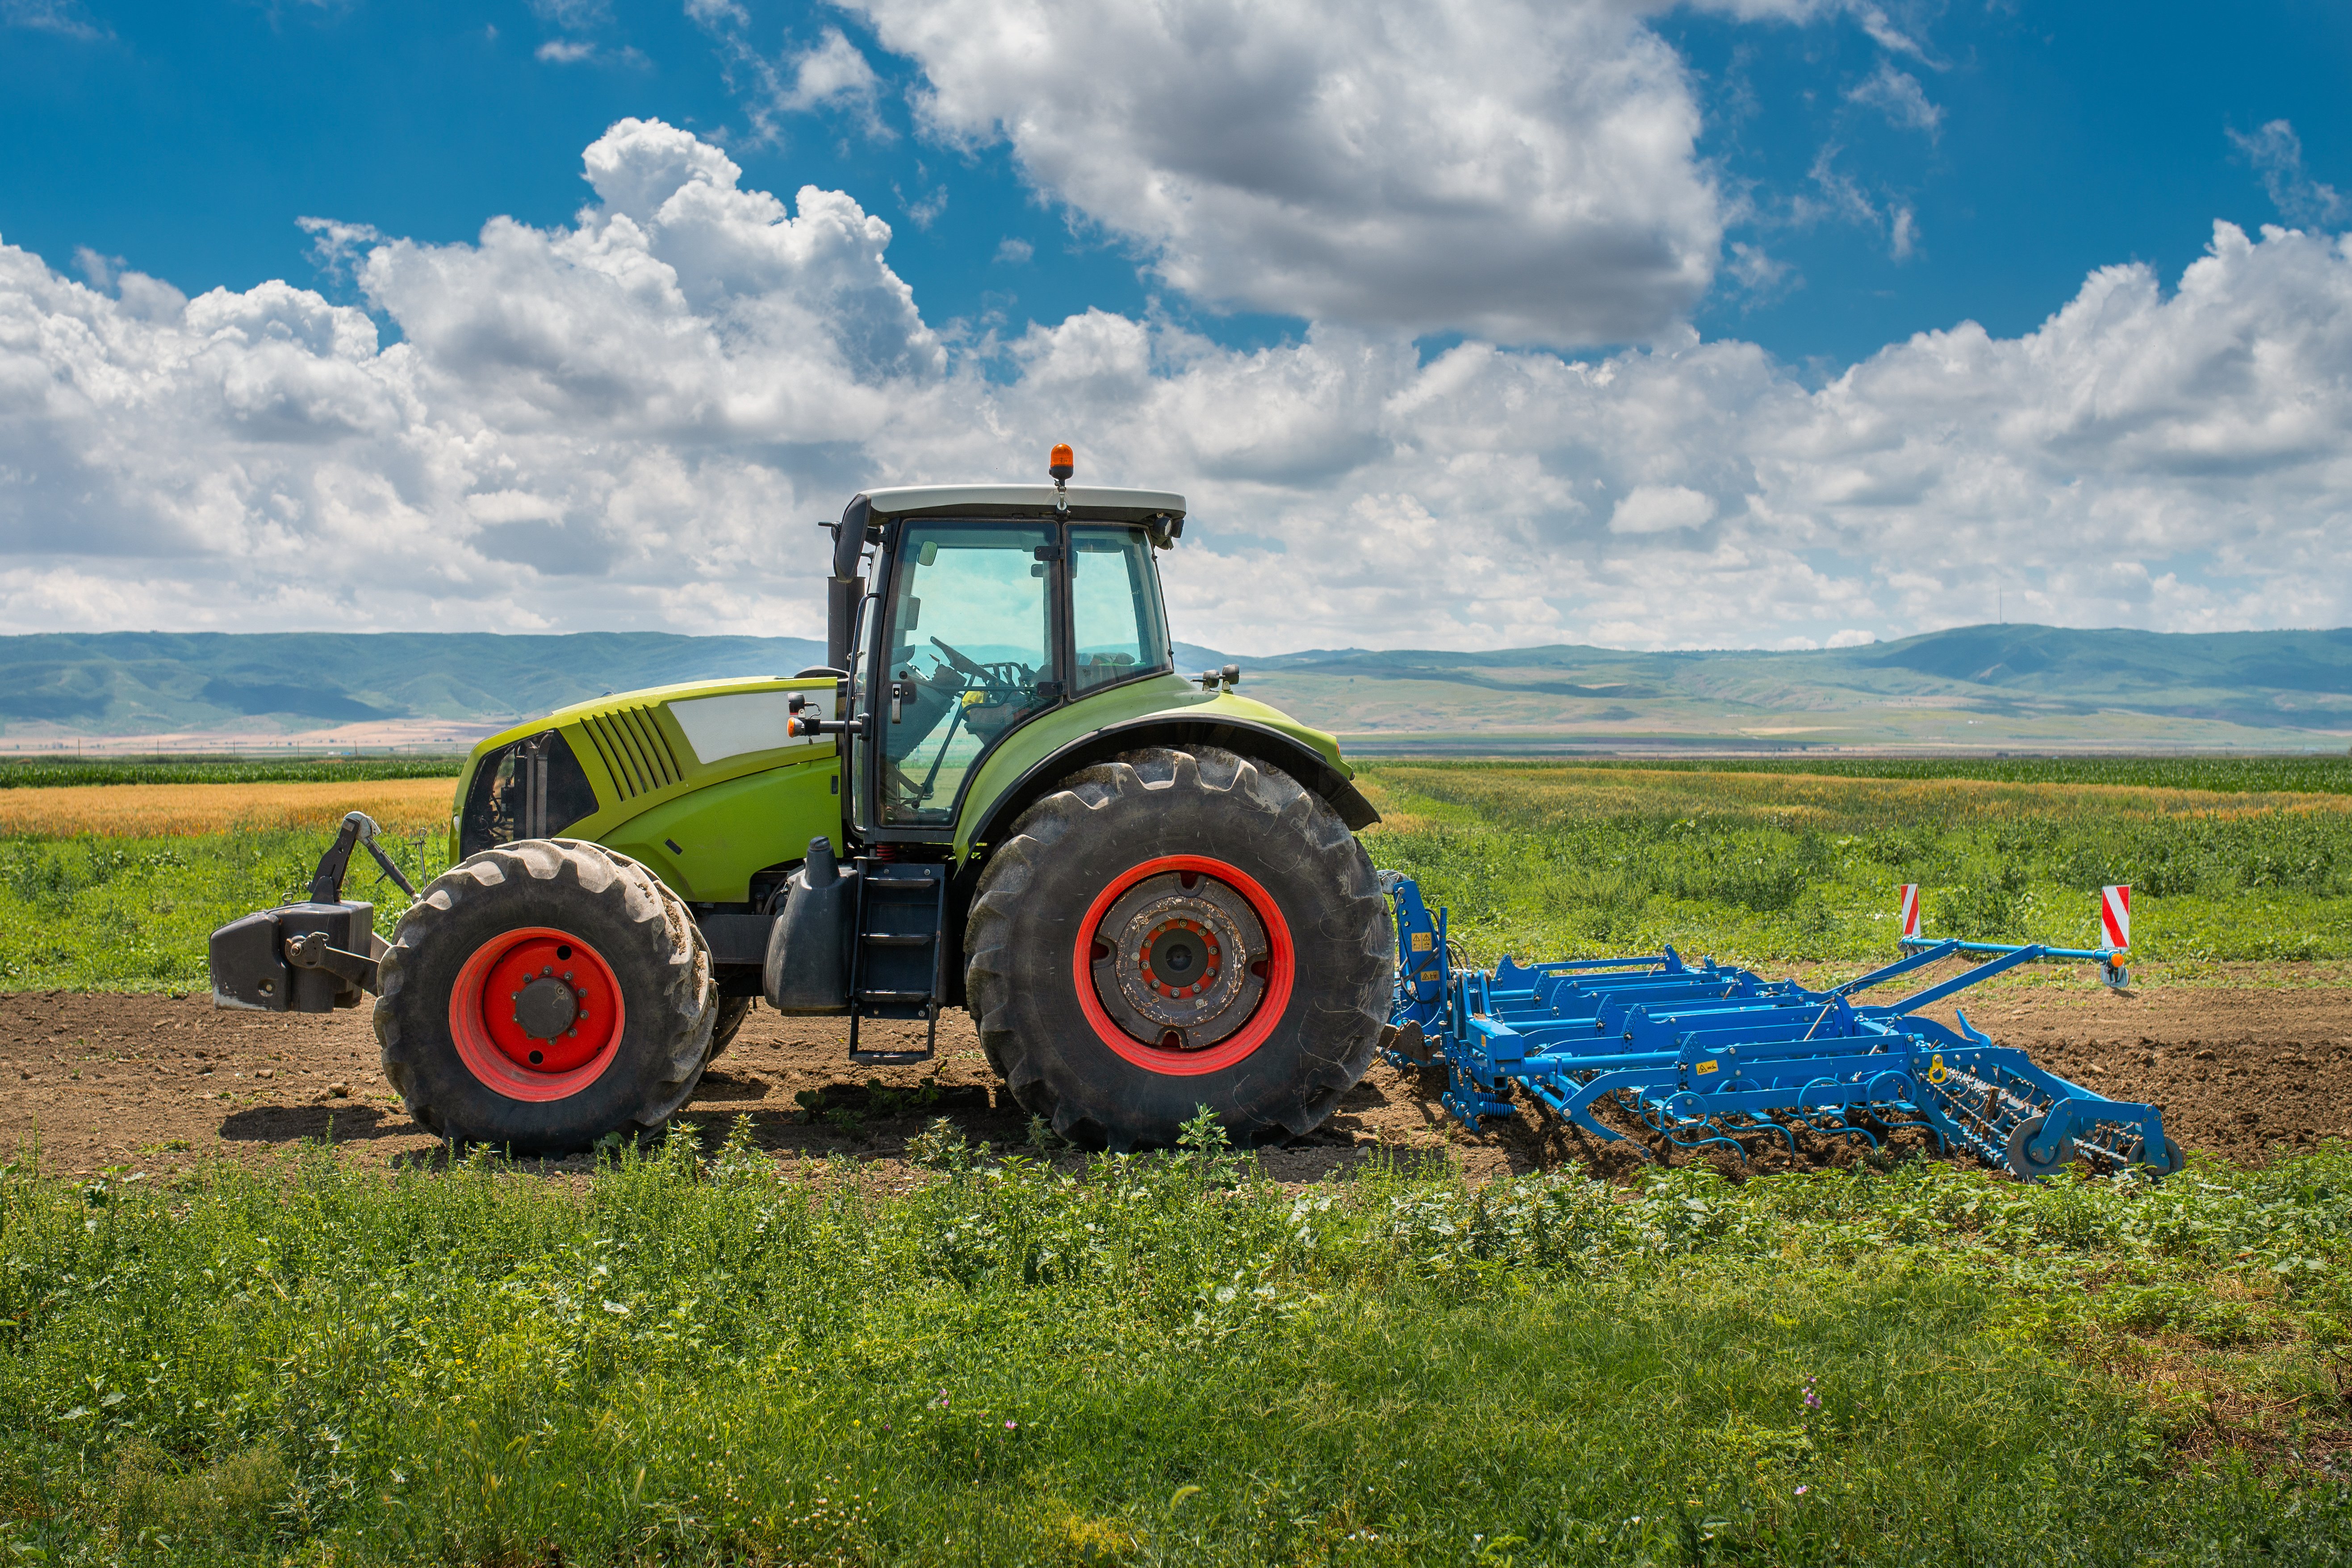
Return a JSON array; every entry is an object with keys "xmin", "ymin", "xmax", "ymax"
[
  {"xmin": 1090, "ymin": 871, "xmax": 1269, "ymax": 1050},
  {"xmin": 479, "ymin": 935, "xmax": 611, "ymax": 1073},
  {"xmin": 515, "ymin": 974, "xmax": 579, "ymax": 1040}
]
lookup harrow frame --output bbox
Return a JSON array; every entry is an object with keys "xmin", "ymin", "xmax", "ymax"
[{"xmin": 1376, "ymin": 874, "xmax": 2180, "ymax": 1181}]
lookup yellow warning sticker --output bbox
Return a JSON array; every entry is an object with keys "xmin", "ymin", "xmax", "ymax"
[
  {"xmin": 1418, "ymin": 968, "xmax": 1440, "ymax": 982},
  {"xmin": 1411, "ymin": 932, "xmax": 1433, "ymax": 952},
  {"xmin": 1695, "ymin": 1058, "xmax": 1718, "ymax": 1075}
]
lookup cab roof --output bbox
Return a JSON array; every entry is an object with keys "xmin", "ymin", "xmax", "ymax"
[{"xmin": 861, "ymin": 484, "xmax": 1185, "ymax": 523}]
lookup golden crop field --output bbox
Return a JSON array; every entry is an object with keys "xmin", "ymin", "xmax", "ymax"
[{"xmin": 0, "ymin": 777, "xmax": 457, "ymax": 837}]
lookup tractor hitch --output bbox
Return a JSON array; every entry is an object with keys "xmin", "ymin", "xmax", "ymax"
[{"xmin": 207, "ymin": 811, "xmax": 412, "ymax": 1013}]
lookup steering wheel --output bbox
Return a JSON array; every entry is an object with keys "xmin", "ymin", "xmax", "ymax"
[{"xmin": 929, "ymin": 636, "xmax": 989, "ymax": 679}]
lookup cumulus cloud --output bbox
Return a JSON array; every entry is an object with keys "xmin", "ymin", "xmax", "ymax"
[
  {"xmin": 845, "ymin": 0, "xmax": 1724, "ymax": 347},
  {"xmin": 2, "ymin": 122, "xmax": 2349, "ymax": 655}
]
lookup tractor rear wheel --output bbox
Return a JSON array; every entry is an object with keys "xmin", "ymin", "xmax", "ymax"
[
  {"xmin": 707, "ymin": 996, "xmax": 753, "ymax": 1060},
  {"xmin": 964, "ymin": 745, "xmax": 1391, "ymax": 1150},
  {"xmin": 376, "ymin": 840, "xmax": 716, "ymax": 1153}
]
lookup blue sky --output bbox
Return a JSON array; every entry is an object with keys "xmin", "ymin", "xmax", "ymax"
[
  {"xmin": 1, "ymin": 0, "xmax": 2349, "ymax": 654},
  {"xmin": 8, "ymin": 1, "xmax": 2344, "ymax": 366}
]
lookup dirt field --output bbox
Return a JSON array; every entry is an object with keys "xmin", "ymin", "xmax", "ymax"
[{"xmin": 4, "ymin": 972, "xmax": 2348, "ymax": 1182}]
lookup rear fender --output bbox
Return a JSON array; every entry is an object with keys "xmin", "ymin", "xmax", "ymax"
[{"xmin": 956, "ymin": 715, "xmax": 1379, "ymax": 859}]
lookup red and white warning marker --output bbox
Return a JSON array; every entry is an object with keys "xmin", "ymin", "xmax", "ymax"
[
  {"xmin": 2100, "ymin": 884, "xmax": 2130, "ymax": 952},
  {"xmin": 1896, "ymin": 880, "xmax": 2133, "ymax": 988}
]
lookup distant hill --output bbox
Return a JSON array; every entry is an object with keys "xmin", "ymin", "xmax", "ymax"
[
  {"xmin": 1231, "ymin": 625, "xmax": 2352, "ymax": 752},
  {"xmin": 0, "ymin": 631, "xmax": 826, "ymax": 740},
  {"xmin": 0, "ymin": 625, "xmax": 2345, "ymax": 753}
]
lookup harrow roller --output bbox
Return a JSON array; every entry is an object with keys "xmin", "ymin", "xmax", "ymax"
[{"xmin": 1375, "ymin": 873, "xmax": 2180, "ymax": 1181}]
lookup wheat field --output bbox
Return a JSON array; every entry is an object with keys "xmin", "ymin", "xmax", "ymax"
[{"xmin": 0, "ymin": 777, "xmax": 457, "ymax": 837}]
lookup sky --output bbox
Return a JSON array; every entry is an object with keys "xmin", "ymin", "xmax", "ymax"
[{"xmin": 0, "ymin": 0, "xmax": 2348, "ymax": 655}]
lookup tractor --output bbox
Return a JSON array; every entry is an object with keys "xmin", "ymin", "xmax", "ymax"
[{"xmin": 208, "ymin": 449, "xmax": 1394, "ymax": 1152}]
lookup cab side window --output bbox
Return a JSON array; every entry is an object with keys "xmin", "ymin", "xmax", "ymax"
[
  {"xmin": 1070, "ymin": 525, "xmax": 1171, "ymax": 695},
  {"xmin": 879, "ymin": 523, "xmax": 1059, "ymax": 825}
]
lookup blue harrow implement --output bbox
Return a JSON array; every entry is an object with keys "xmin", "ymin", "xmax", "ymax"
[{"xmin": 1376, "ymin": 874, "xmax": 2181, "ymax": 1181}]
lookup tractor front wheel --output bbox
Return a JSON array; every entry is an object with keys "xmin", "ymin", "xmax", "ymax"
[
  {"xmin": 964, "ymin": 745, "xmax": 1392, "ymax": 1150},
  {"xmin": 376, "ymin": 840, "xmax": 716, "ymax": 1153}
]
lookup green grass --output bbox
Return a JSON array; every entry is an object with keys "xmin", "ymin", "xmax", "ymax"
[
  {"xmin": 4, "ymin": 1124, "xmax": 2351, "ymax": 1564},
  {"xmin": 0, "ymin": 757, "xmax": 467, "ymax": 788},
  {"xmin": 0, "ymin": 829, "xmax": 444, "ymax": 991},
  {"xmin": 1360, "ymin": 764, "xmax": 2352, "ymax": 967}
]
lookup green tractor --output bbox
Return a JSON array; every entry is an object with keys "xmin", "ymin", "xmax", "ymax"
[{"xmin": 208, "ymin": 451, "xmax": 1394, "ymax": 1151}]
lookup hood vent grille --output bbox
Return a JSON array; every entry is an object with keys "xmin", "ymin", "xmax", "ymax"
[{"xmin": 578, "ymin": 707, "xmax": 682, "ymax": 800}]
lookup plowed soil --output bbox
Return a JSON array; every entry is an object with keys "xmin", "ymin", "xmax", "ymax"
[{"xmin": 4, "ymin": 970, "xmax": 2347, "ymax": 1183}]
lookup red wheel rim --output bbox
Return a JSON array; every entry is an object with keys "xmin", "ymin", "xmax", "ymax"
[
  {"xmin": 1071, "ymin": 853, "xmax": 1294, "ymax": 1076},
  {"xmin": 448, "ymin": 927, "xmax": 627, "ymax": 1101}
]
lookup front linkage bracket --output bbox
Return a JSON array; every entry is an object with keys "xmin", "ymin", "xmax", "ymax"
[
  {"xmin": 310, "ymin": 809, "xmax": 420, "ymax": 905},
  {"xmin": 211, "ymin": 812, "xmax": 415, "ymax": 1013},
  {"xmin": 285, "ymin": 928, "xmax": 382, "ymax": 993}
]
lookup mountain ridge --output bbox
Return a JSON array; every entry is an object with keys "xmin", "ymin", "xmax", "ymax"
[{"xmin": 0, "ymin": 625, "xmax": 2344, "ymax": 752}]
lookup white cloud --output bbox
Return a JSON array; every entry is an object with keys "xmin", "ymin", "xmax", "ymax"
[
  {"xmin": 688, "ymin": 15, "xmax": 887, "ymax": 142},
  {"xmin": 1889, "ymin": 204, "xmax": 1917, "ymax": 261},
  {"xmin": 779, "ymin": 26, "xmax": 882, "ymax": 114},
  {"xmin": 1847, "ymin": 61, "xmax": 1941, "ymax": 137},
  {"xmin": 2, "ymin": 124, "xmax": 2350, "ymax": 657},
  {"xmin": 536, "ymin": 38, "xmax": 596, "ymax": 63},
  {"xmin": 993, "ymin": 237, "xmax": 1032, "ymax": 266},
  {"xmin": 528, "ymin": 0, "xmax": 608, "ymax": 28},
  {"xmin": 845, "ymin": 0, "xmax": 1724, "ymax": 347},
  {"xmin": 1, "ymin": 0, "xmax": 103, "ymax": 38},
  {"xmin": 1609, "ymin": 485, "xmax": 1716, "ymax": 534},
  {"xmin": 2231, "ymin": 119, "xmax": 2349, "ymax": 229}
]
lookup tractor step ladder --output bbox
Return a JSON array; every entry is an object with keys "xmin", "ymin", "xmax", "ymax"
[{"xmin": 847, "ymin": 858, "xmax": 946, "ymax": 1064}]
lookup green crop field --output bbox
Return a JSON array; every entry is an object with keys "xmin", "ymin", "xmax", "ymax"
[
  {"xmin": 4, "ymin": 1125, "xmax": 2351, "ymax": 1564},
  {"xmin": 4, "ymin": 757, "xmax": 2350, "ymax": 991},
  {"xmin": 0, "ymin": 828, "xmax": 444, "ymax": 991},
  {"xmin": 1434, "ymin": 754, "xmax": 2352, "ymax": 795},
  {"xmin": 1359, "ymin": 762, "xmax": 2352, "ymax": 970},
  {"xmin": 0, "ymin": 757, "xmax": 466, "ymax": 789}
]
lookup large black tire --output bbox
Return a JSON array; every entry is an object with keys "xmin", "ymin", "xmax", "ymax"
[
  {"xmin": 707, "ymin": 996, "xmax": 753, "ymax": 1060},
  {"xmin": 376, "ymin": 840, "xmax": 716, "ymax": 1153},
  {"xmin": 965, "ymin": 745, "xmax": 1391, "ymax": 1150}
]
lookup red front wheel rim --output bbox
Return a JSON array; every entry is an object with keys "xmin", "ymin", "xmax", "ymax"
[
  {"xmin": 448, "ymin": 927, "xmax": 628, "ymax": 1101},
  {"xmin": 1072, "ymin": 853, "xmax": 1294, "ymax": 1076}
]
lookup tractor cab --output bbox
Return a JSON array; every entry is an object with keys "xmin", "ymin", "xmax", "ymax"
[{"xmin": 833, "ymin": 481, "xmax": 1184, "ymax": 839}]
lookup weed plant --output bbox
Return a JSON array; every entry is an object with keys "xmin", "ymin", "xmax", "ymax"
[
  {"xmin": 3, "ymin": 1126, "xmax": 2349, "ymax": 1564},
  {"xmin": 1362, "ymin": 765, "xmax": 2352, "ymax": 966}
]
